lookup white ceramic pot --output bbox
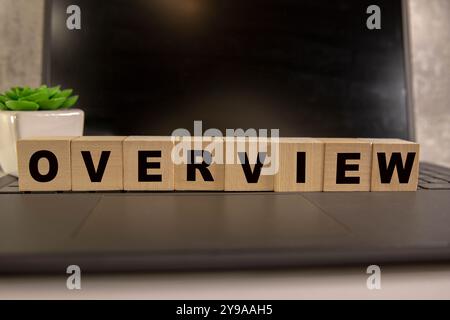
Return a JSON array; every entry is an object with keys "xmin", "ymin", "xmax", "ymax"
[{"xmin": 0, "ymin": 109, "xmax": 84, "ymax": 177}]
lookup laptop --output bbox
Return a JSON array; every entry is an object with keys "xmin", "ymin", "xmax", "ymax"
[{"xmin": 0, "ymin": 0, "xmax": 449, "ymax": 273}]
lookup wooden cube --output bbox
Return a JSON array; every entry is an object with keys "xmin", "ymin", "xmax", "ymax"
[
  {"xmin": 367, "ymin": 138, "xmax": 420, "ymax": 191},
  {"xmin": 321, "ymin": 138, "xmax": 372, "ymax": 192},
  {"xmin": 174, "ymin": 137, "xmax": 224, "ymax": 191},
  {"xmin": 71, "ymin": 136, "xmax": 126, "ymax": 191},
  {"xmin": 17, "ymin": 137, "xmax": 75, "ymax": 191},
  {"xmin": 224, "ymin": 137, "xmax": 274, "ymax": 191},
  {"xmin": 123, "ymin": 136, "xmax": 174, "ymax": 191},
  {"xmin": 274, "ymin": 138, "xmax": 325, "ymax": 192}
]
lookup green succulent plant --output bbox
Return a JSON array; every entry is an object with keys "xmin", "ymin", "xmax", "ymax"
[{"xmin": 0, "ymin": 85, "xmax": 79, "ymax": 111}]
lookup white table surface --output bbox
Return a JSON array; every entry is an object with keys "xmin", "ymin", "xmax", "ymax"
[{"xmin": 1, "ymin": 264, "xmax": 450, "ymax": 299}]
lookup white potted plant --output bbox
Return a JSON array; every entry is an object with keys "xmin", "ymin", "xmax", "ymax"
[{"xmin": 0, "ymin": 85, "xmax": 84, "ymax": 176}]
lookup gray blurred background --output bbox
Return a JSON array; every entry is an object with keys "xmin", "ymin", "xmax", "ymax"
[{"xmin": 0, "ymin": 0, "xmax": 449, "ymax": 167}]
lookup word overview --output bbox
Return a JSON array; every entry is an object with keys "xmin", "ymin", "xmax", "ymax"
[{"xmin": 17, "ymin": 136, "xmax": 419, "ymax": 192}]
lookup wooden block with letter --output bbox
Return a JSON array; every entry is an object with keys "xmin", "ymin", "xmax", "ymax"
[
  {"xmin": 321, "ymin": 138, "xmax": 372, "ymax": 192},
  {"xmin": 71, "ymin": 136, "xmax": 126, "ymax": 191},
  {"xmin": 17, "ymin": 137, "xmax": 74, "ymax": 191},
  {"xmin": 274, "ymin": 138, "xmax": 325, "ymax": 192},
  {"xmin": 123, "ymin": 136, "xmax": 174, "ymax": 191},
  {"xmin": 174, "ymin": 137, "xmax": 224, "ymax": 191},
  {"xmin": 366, "ymin": 138, "xmax": 420, "ymax": 191},
  {"xmin": 224, "ymin": 137, "xmax": 274, "ymax": 191}
]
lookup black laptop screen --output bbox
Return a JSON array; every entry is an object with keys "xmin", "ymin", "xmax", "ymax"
[{"xmin": 48, "ymin": 0, "xmax": 409, "ymax": 138}]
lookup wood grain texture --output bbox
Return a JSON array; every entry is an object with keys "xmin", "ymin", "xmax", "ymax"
[
  {"xmin": 274, "ymin": 138, "xmax": 324, "ymax": 192},
  {"xmin": 17, "ymin": 137, "xmax": 74, "ymax": 191},
  {"xmin": 174, "ymin": 137, "xmax": 224, "ymax": 191},
  {"xmin": 71, "ymin": 136, "xmax": 126, "ymax": 191},
  {"xmin": 123, "ymin": 136, "xmax": 174, "ymax": 191},
  {"xmin": 16, "ymin": 136, "xmax": 421, "ymax": 192},
  {"xmin": 365, "ymin": 138, "xmax": 420, "ymax": 191},
  {"xmin": 321, "ymin": 138, "xmax": 372, "ymax": 192},
  {"xmin": 224, "ymin": 137, "xmax": 274, "ymax": 191}
]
